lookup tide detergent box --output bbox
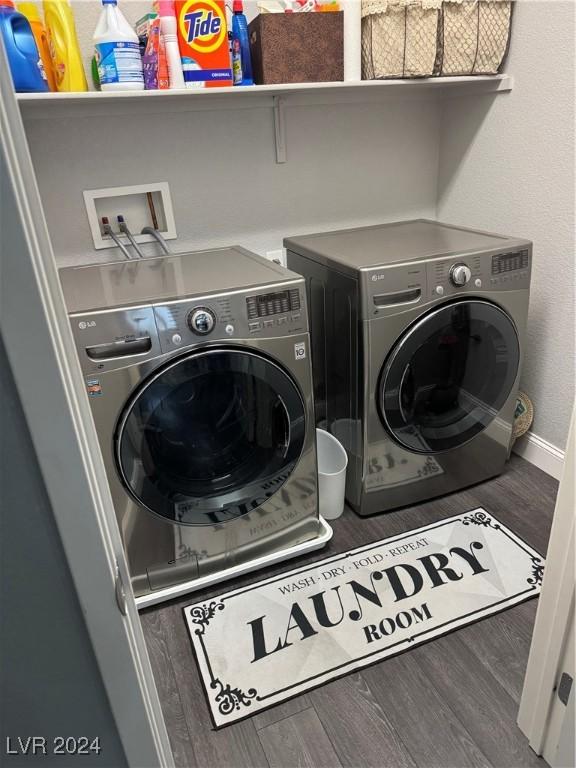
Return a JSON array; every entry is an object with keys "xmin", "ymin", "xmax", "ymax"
[{"xmin": 175, "ymin": 0, "xmax": 232, "ymax": 87}]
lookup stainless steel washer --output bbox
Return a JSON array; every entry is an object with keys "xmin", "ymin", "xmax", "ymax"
[
  {"xmin": 285, "ymin": 220, "xmax": 532, "ymax": 516},
  {"xmin": 60, "ymin": 246, "xmax": 320, "ymax": 602}
]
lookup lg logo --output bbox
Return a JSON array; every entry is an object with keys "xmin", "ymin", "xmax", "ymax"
[
  {"xmin": 78, "ymin": 320, "xmax": 96, "ymax": 330},
  {"xmin": 371, "ymin": 274, "xmax": 385, "ymax": 282}
]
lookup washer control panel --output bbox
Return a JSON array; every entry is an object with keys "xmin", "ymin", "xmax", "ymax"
[{"xmin": 154, "ymin": 282, "xmax": 307, "ymax": 353}]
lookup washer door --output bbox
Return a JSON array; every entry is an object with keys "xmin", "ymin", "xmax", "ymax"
[
  {"xmin": 379, "ymin": 300, "xmax": 520, "ymax": 454},
  {"xmin": 116, "ymin": 348, "xmax": 306, "ymax": 525}
]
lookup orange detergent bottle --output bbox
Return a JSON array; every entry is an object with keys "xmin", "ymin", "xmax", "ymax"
[{"xmin": 18, "ymin": 2, "xmax": 56, "ymax": 89}]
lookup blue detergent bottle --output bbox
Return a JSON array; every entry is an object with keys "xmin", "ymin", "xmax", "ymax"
[
  {"xmin": 231, "ymin": 0, "xmax": 253, "ymax": 86},
  {"xmin": 0, "ymin": 0, "xmax": 48, "ymax": 92}
]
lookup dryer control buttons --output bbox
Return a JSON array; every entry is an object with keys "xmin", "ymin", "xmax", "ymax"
[
  {"xmin": 171, "ymin": 333, "xmax": 182, "ymax": 345},
  {"xmin": 435, "ymin": 285, "xmax": 444, "ymax": 296},
  {"xmin": 187, "ymin": 307, "xmax": 216, "ymax": 335},
  {"xmin": 225, "ymin": 324, "xmax": 234, "ymax": 336},
  {"xmin": 450, "ymin": 263, "xmax": 472, "ymax": 287}
]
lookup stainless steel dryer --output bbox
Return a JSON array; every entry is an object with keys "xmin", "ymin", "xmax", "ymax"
[
  {"xmin": 285, "ymin": 220, "xmax": 532, "ymax": 516},
  {"xmin": 60, "ymin": 247, "xmax": 321, "ymax": 603}
]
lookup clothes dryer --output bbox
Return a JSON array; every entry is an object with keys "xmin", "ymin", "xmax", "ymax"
[{"xmin": 286, "ymin": 220, "xmax": 531, "ymax": 515}]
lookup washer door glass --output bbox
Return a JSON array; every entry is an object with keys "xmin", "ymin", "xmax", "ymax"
[
  {"xmin": 117, "ymin": 348, "xmax": 306, "ymax": 525},
  {"xmin": 379, "ymin": 300, "xmax": 520, "ymax": 453}
]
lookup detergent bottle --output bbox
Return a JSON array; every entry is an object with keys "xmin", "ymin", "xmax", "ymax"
[
  {"xmin": 0, "ymin": 0, "xmax": 48, "ymax": 91},
  {"xmin": 43, "ymin": 0, "xmax": 87, "ymax": 91},
  {"xmin": 18, "ymin": 2, "xmax": 56, "ymax": 89},
  {"xmin": 94, "ymin": 0, "xmax": 144, "ymax": 91},
  {"xmin": 159, "ymin": 0, "xmax": 185, "ymax": 89},
  {"xmin": 231, "ymin": 0, "xmax": 253, "ymax": 86}
]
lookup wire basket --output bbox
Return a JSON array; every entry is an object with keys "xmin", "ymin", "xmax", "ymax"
[
  {"xmin": 435, "ymin": 0, "xmax": 513, "ymax": 76},
  {"xmin": 361, "ymin": 0, "xmax": 441, "ymax": 79}
]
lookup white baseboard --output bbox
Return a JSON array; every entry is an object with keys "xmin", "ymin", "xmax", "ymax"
[{"xmin": 513, "ymin": 431, "xmax": 565, "ymax": 481}]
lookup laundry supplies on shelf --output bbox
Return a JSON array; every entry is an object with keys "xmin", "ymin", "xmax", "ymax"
[
  {"xmin": 142, "ymin": 16, "xmax": 170, "ymax": 89},
  {"xmin": 43, "ymin": 0, "xmax": 87, "ymax": 91},
  {"xmin": 231, "ymin": 0, "xmax": 253, "ymax": 86},
  {"xmin": 0, "ymin": 0, "xmax": 48, "ymax": 92},
  {"xmin": 94, "ymin": 0, "xmax": 144, "ymax": 91},
  {"xmin": 158, "ymin": 0, "xmax": 186, "ymax": 88},
  {"xmin": 18, "ymin": 2, "xmax": 55, "ymax": 89},
  {"xmin": 175, "ymin": 0, "xmax": 232, "ymax": 87}
]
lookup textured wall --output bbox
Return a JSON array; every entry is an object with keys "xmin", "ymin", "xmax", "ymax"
[
  {"xmin": 437, "ymin": 0, "xmax": 575, "ymax": 450},
  {"xmin": 25, "ymin": 99, "xmax": 441, "ymax": 266}
]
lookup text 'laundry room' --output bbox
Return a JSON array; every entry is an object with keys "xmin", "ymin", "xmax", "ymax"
[{"xmin": 0, "ymin": 2, "xmax": 574, "ymax": 768}]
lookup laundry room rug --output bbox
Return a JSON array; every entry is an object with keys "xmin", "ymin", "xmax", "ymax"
[{"xmin": 184, "ymin": 508, "xmax": 545, "ymax": 727}]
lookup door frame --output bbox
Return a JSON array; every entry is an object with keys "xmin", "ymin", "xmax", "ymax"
[
  {"xmin": 0, "ymin": 43, "xmax": 174, "ymax": 768},
  {"xmin": 518, "ymin": 407, "xmax": 575, "ymax": 755}
]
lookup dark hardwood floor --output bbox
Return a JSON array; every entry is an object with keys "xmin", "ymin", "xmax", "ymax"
[{"xmin": 140, "ymin": 456, "xmax": 558, "ymax": 768}]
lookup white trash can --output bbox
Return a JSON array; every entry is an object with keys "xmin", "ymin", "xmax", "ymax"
[{"xmin": 316, "ymin": 428, "xmax": 348, "ymax": 521}]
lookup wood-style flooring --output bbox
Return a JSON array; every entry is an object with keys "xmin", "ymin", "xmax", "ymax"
[{"xmin": 140, "ymin": 456, "xmax": 557, "ymax": 768}]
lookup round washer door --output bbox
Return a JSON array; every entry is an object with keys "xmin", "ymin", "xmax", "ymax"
[
  {"xmin": 379, "ymin": 300, "xmax": 520, "ymax": 454},
  {"xmin": 116, "ymin": 348, "xmax": 306, "ymax": 525}
]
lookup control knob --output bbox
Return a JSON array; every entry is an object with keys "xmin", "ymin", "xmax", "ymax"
[
  {"xmin": 187, "ymin": 307, "xmax": 216, "ymax": 335},
  {"xmin": 450, "ymin": 263, "xmax": 472, "ymax": 287}
]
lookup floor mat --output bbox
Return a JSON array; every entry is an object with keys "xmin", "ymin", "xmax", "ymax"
[{"xmin": 184, "ymin": 508, "xmax": 544, "ymax": 727}]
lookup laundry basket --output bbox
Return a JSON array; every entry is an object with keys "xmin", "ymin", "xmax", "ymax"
[
  {"xmin": 361, "ymin": 0, "xmax": 441, "ymax": 79},
  {"xmin": 435, "ymin": 0, "xmax": 513, "ymax": 76}
]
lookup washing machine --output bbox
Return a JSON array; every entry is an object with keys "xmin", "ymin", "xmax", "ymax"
[
  {"xmin": 285, "ymin": 219, "xmax": 532, "ymax": 516},
  {"xmin": 60, "ymin": 246, "xmax": 323, "ymax": 605}
]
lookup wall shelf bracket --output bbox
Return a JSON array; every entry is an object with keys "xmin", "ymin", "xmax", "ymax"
[{"xmin": 273, "ymin": 95, "xmax": 287, "ymax": 164}]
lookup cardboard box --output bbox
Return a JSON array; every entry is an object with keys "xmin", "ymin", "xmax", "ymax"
[
  {"xmin": 248, "ymin": 12, "xmax": 343, "ymax": 85},
  {"xmin": 175, "ymin": 0, "xmax": 233, "ymax": 87}
]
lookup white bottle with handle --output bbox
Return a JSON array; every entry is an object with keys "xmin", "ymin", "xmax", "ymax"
[
  {"xmin": 94, "ymin": 0, "xmax": 144, "ymax": 91},
  {"xmin": 158, "ymin": 0, "xmax": 185, "ymax": 89}
]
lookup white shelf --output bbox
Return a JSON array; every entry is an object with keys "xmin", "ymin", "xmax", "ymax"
[
  {"xmin": 17, "ymin": 74, "xmax": 512, "ymax": 163},
  {"xmin": 17, "ymin": 74, "xmax": 513, "ymax": 118}
]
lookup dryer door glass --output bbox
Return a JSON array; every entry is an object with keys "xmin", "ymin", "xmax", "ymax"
[
  {"xmin": 379, "ymin": 300, "xmax": 520, "ymax": 453},
  {"xmin": 116, "ymin": 349, "xmax": 306, "ymax": 525}
]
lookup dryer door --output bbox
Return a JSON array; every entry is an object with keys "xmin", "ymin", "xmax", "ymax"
[
  {"xmin": 379, "ymin": 300, "xmax": 520, "ymax": 454},
  {"xmin": 116, "ymin": 348, "xmax": 306, "ymax": 525}
]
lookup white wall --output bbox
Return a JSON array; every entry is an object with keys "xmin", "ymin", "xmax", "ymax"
[
  {"xmin": 437, "ymin": 0, "xmax": 575, "ymax": 450},
  {"xmin": 25, "ymin": 99, "xmax": 441, "ymax": 266}
]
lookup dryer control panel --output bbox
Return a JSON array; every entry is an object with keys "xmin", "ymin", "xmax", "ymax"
[
  {"xmin": 427, "ymin": 247, "xmax": 531, "ymax": 301},
  {"xmin": 363, "ymin": 246, "xmax": 531, "ymax": 319}
]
